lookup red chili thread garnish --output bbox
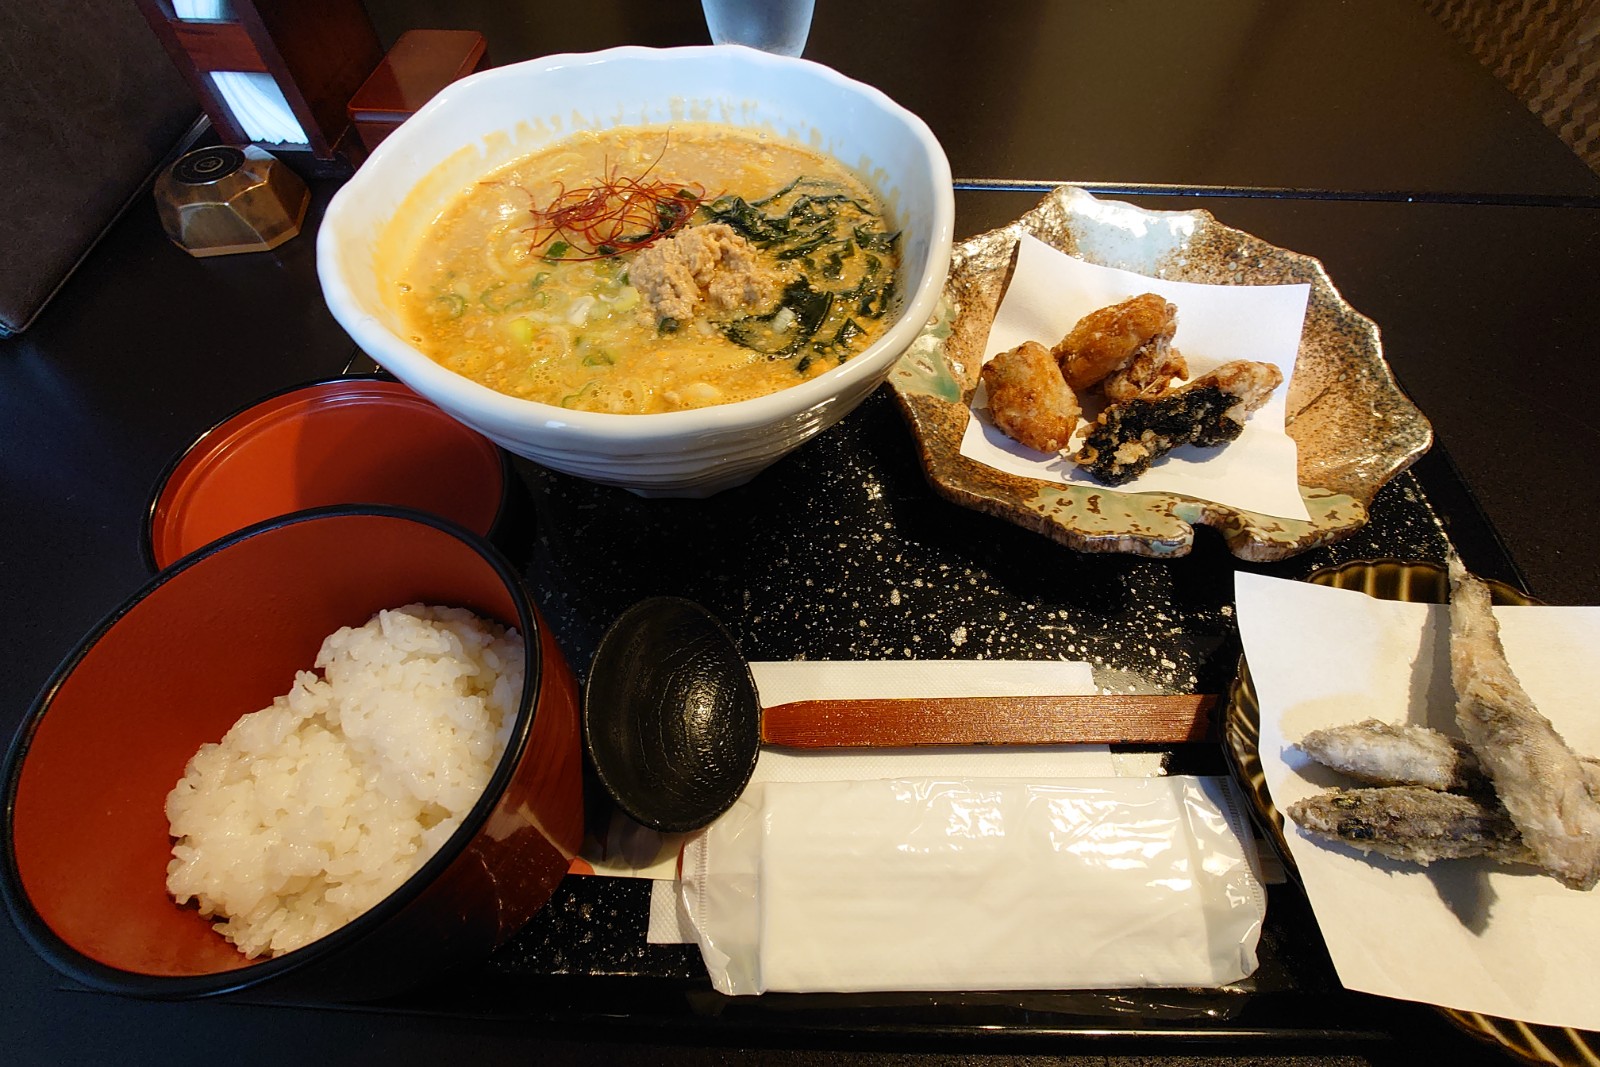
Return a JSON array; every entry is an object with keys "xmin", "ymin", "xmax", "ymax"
[{"xmin": 521, "ymin": 138, "xmax": 705, "ymax": 261}]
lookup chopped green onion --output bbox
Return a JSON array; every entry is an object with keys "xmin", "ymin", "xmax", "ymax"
[{"xmin": 560, "ymin": 380, "xmax": 599, "ymax": 408}]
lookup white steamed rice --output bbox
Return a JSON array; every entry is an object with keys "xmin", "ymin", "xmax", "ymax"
[{"xmin": 164, "ymin": 603, "xmax": 524, "ymax": 959}]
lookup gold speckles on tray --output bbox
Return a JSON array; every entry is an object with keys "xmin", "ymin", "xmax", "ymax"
[{"xmin": 887, "ymin": 186, "xmax": 1432, "ymax": 560}]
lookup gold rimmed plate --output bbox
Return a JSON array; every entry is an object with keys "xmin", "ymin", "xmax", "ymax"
[
  {"xmin": 887, "ymin": 186, "xmax": 1432, "ymax": 561},
  {"xmin": 1222, "ymin": 558, "xmax": 1596, "ymax": 1067}
]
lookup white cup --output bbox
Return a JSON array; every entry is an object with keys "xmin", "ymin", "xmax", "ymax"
[{"xmin": 701, "ymin": 0, "xmax": 816, "ymax": 57}]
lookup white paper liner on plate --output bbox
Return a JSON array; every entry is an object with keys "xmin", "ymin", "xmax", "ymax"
[
  {"xmin": 1235, "ymin": 572, "xmax": 1600, "ymax": 1030},
  {"xmin": 960, "ymin": 234, "xmax": 1310, "ymax": 522}
]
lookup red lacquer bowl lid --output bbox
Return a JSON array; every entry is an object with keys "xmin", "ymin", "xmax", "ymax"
[{"xmin": 145, "ymin": 376, "xmax": 508, "ymax": 571}]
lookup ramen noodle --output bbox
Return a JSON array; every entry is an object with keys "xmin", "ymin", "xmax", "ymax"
[{"xmin": 398, "ymin": 124, "xmax": 901, "ymax": 414}]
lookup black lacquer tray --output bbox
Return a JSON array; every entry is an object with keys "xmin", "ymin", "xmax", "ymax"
[{"xmin": 301, "ymin": 386, "xmax": 1522, "ymax": 1060}]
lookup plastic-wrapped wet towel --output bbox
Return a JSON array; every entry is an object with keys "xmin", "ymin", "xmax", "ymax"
[{"xmin": 681, "ymin": 776, "xmax": 1265, "ymax": 994}]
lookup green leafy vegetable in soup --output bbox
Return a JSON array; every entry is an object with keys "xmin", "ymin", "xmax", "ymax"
[{"xmin": 397, "ymin": 125, "xmax": 901, "ymax": 413}]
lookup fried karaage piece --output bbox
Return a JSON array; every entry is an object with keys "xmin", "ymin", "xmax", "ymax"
[
  {"xmin": 979, "ymin": 341, "xmax": 1081, "ymax": 453},
  {"xmin": 1102, "ymin": 343, "xmax": 1189, "ymax": 403},
  {"xmin": 1052, "ymin": 293, "xmax": 1178, "ymax": 392},
  {"xmin": 1071, "ymin": 359, "xmax": 1283, "ymax": 485},
  {"xmin": 1448, "ymin": 556, "xmax": 1600, "ymax": 890}
]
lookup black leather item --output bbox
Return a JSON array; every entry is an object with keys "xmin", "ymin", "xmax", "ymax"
[{"xmin": 0, "ymin": 0, "xmax": 200, "ymax": 335}]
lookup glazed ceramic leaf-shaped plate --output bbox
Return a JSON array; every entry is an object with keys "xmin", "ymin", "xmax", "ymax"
[{"xmin": 888, "ymin": 186, "xmax": 1431, "ymax": 561}]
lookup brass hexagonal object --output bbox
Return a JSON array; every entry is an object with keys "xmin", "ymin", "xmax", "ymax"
[{"xmin": 153, "ymin": 145, "xmax": 309, "ymax": 257}]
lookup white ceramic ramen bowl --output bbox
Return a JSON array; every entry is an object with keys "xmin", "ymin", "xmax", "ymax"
[{"xmin": 317, "ymin": 46, "xmax": 954, "ymax": 498}]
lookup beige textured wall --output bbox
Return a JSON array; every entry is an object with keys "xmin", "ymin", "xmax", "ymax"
[{"xmin": 1421, "ymin": 0, "xmax": 1600, "ymax": 175}]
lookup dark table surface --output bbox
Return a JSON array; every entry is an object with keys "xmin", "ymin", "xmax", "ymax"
[{"xmin": 4, "ymin": 2, "xmax": 1598, "ymax": 1065}]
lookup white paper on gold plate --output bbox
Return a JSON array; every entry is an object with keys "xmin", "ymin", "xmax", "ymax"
[
  {"xmin": 1235, "ymin": 571, "xmax": 1600, "ymax": 1030},
  {"xmin": 960, "ymin": 234, "xmax": 1310, "ymax": 522}
]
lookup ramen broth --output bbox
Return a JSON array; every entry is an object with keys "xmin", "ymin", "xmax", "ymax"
[{"xmin": 397, "ymin": 125, "xmax": 901, "ymax": 413}]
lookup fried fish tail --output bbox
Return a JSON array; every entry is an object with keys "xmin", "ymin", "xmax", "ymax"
[
  {"xmin": 1449, "ymin": 556, "xmax": 1600, "ymax": 890},
  {"xmin": 1287, "ymin": 786, "xmax": 1534, "ymax": 866}
]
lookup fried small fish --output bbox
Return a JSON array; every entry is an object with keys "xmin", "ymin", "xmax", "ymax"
[
  {"xmin": 1299, "ymin": 719, "xmax": 1481, "ymax": 792},
  {"xmin": 1052, "ymin": 293, "xmax": 1177, "ymax": 392},
  {"xmin": 1299, "ymin": 719, "xmax": 1600, "ymax": 799},
  {"xmin": 980, "ymin": 340, "xmax": 1081, "ymax": 453},
  {"xmin": 1287, "ymin": 786, "xmax": 1534, "ymax": 866},
  {"xmin": 1449, "ymin": 556, "xmax": 1600, "ymax": 890}
]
